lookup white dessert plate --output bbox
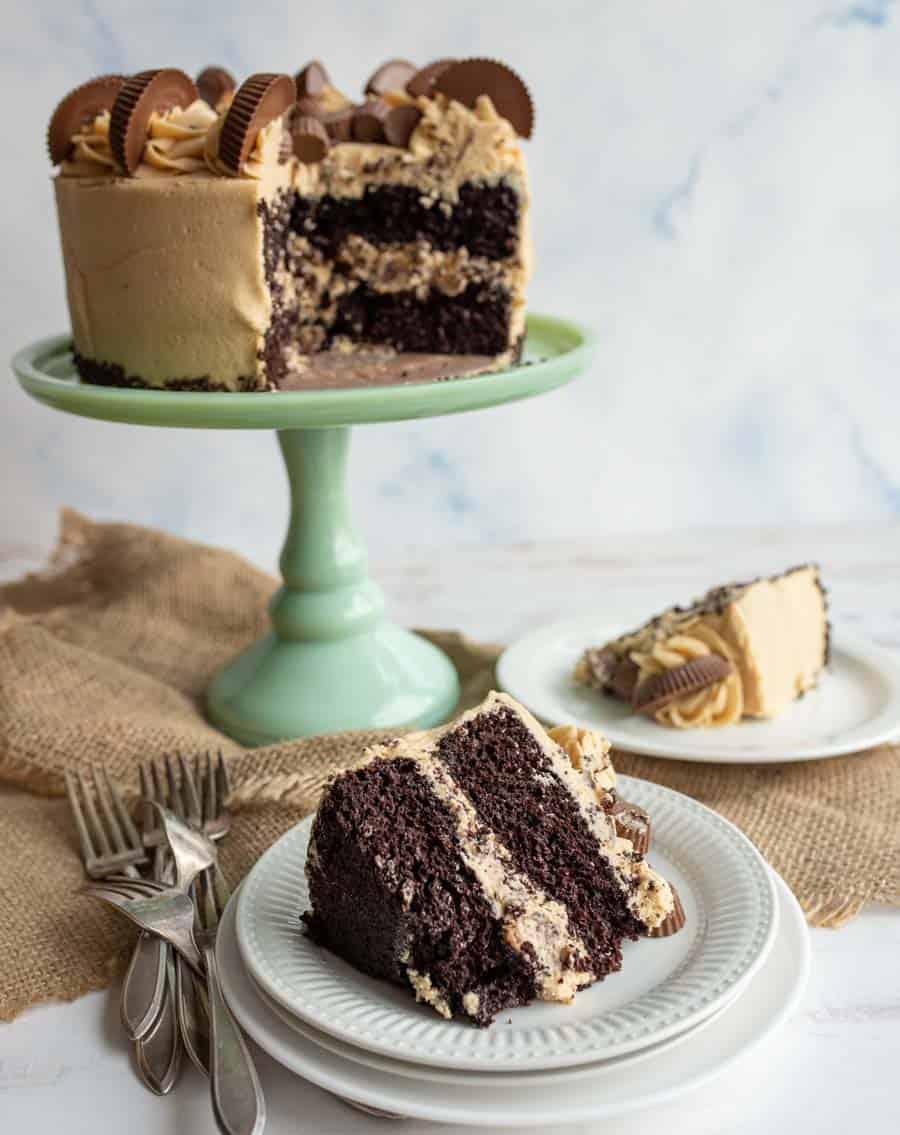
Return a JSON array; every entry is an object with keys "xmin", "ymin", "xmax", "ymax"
[
  {"xmin": 219, "ymin": 869, "xmax": 809, "ymax": 1126},
  {"xmin": 253, "ymin": 967, "xmax": 732, "ymax": 1086},
  {"xmin": 235, "ymin": 776, "xmax": 778, "ymax": 1072},
  {"xmin": 497, "ymin": 620, "xmax": 900, "ymax": 763}
]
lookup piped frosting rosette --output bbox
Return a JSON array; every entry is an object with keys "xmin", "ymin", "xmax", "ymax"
[{"xmin": 630, "ymin": 622, "xmax": 743, "ymax": 728}]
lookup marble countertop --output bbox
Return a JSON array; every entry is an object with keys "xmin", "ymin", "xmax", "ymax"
[{"xmin": 2, "ymin": 527, "xmax": 899, "ymax": 1133}]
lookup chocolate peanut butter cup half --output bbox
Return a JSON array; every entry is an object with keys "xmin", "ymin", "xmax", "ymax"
[
  {"xmin": 295, "ymin": 60, "xmax": 331, "ymax": 99},
  {"xmin": 47, "ymin": 74, "xmax": 125, "ymax": 165},
  {"xmin": 196, "ymin": 65, "xmax": 236, "ymax": 109},
  {"xmin": 293, "ymin": 115, "xmax": 330, "ymax": 163},
  {"xmin": 365, "ymin": 59, "xmax": 417, "ymax": 95},
  {"xmin": 434, "ymin": 58, "xmax": 534, "ymax": 138},
  {"xmin": 607, "ymin": 795, "xmax": 651, "ymax": 856},
  {"xmin": 383, "ymin": 104, "xmax": 423, "ymax": 147},
  {"xmin": 217, "ymin": 72, "xmax": 296, "ymax": 175},
  {"xmin": 646, "ymin": 885, "xmax": 686, "ymax": 938},
  {"xmin": 109, "ymin": 69, "xmax": 198, "ymax": 175},
  {"xmin": 351, "ymin": 99, "xmax": 390, "ymax": 143},
  {"xmin": 405, "ymin": 58, "xmax": 456, "ymax": 97},
  {"xmin": 632, "ymin": 655, "xmax": 732, "ymax": 717}
]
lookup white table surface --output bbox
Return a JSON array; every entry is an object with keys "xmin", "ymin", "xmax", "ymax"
[{"xmin": 2, "ymin": 526, "xmax": 899, "ymax": 1133}]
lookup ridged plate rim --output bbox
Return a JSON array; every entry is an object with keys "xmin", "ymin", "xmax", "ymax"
[
  {"xmin": 235, "ymin": 775, "xmax": 778, "ymax": 1071},
  {"xmin": 497, "ymin": 621, "xmax": 900, "ymax": 762}
]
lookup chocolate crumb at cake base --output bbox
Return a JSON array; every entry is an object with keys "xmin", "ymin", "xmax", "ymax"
[
  {"xmin": 304, "ymin": 692, "xmax": 679, "ymax": 1026},
  {"xmin": 50, "ymin": 59, "xmax": 533, "ymax": 392}
]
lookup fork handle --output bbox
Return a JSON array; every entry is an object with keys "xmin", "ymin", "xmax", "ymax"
[
  {"xmin": 203, "ymin": 942, "xmax": 266, "ymax": 1135},
  {"xmin": 121, "ymin": 931, "xmax": 168, "ymax": 1041}
]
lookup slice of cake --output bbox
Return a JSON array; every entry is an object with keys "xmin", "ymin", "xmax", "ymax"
[
  {"xmin": 48, "ymin": 57, "xmax": 533, "ymax": 391},
  {"xmin": 576, "ymin": 564, "xmax": 829, "ymax": 728},
  {"xmin": 303, "ymin": 692, "xmax": 679, "ymax": 1027}
]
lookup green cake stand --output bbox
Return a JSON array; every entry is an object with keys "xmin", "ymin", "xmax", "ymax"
[{"xmin": 13, "ymin": 314, "xmax": 594, "ymax": 745}]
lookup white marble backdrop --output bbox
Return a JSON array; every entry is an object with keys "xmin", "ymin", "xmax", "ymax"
[{"xmin": 3, "ymin": 0, "xmax": 900, "ymax": 571}]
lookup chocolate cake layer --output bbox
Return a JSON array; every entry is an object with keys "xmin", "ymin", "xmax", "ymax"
[
  {"xmin": 72, "ymin": 353, "xmax": 258, "ymax": 391},
  {"xmin": 436, "ymin": 706, "xmax": 645, "ymax": 979},
  {"xmin": 329, "ymin": 283, "xmax": 512, "ymax": 355},
  {"xmin": 305, "ymin": 755, "xmax": 537, "ymax": 1026},
  {"xmin": 291, "ymin": 182, "xmax": 521, "ymax": 261}
]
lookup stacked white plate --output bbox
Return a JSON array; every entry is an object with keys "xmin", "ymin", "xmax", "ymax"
[{"xmin": 217, "ymin": 776, "xmax": 811, "ymax": 1126}]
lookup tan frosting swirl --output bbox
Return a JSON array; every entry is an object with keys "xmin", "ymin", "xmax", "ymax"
[
  {"xmin": 630, "ymin": 623, "xmax": 744, "ymax": 728},
  {"xmin": 61, "ymin": 101, "xmax": 218, "ymax": 179},
  {"xmin": 204, "ymin": 111, "xmax": 292, "ymax": 185},
  {"xmin": 548, "ymin": 724, "xmax": 616, "ymax": 798}
]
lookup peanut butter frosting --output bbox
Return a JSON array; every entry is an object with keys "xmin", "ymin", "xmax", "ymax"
[
  {"xmin": 631, "ymin": 624, "xmax": 743, "ymax": 728},
  {"xmin": 51, "ymin": 59, "xmax": 533, "ymax": 391},
  {"xmin": 576, "ymin": 565, "xmax": 829, "ymax": 728},
  {"xmin": 61, "ymin": 101, "xmax": 218, "ymax": 179}
]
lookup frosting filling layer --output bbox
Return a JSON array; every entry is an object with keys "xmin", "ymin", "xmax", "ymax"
[{"xmin": 305, "ymin": 692, "xmax": 675, "ymax": 1025}]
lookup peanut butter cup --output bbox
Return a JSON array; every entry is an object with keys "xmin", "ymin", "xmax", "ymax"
[
  {"xmin": 47, "ymin": 74, "xmax": 125, "ymax": 165},
  {"xmin": 405, "ymin": 59, "xmax": 456, "ymax": 97},
  {"xmin": 351, "ymin": 99, "xmax": 389, "ymax": 143},
  {"xmin": 608, "ymin": 795, "xmax": 651, "ymax": 856},
  {"xmin": 632, "ymin": 655, "xmax": 732, "ymax": 716},
  {"xmin": 434, "ymin": 58, "xmax": 534, "ymax": 138},
  {"xmin": 109, "ymin": 69, "xmax": 198, "ymax": 176},
  {"xmin": 196, "ymin": 66, "xmax": 236, "ymax": 110},
  {"xmin": 383, "ymin": 104, "xmax": 422, "ymax": 147},
  {"xmin": 365, "ymin": 59, "xmax": 417, "ymax": 96},
  {"xmin": 646, "ymin": 885, "xmax": 686, "ymax": 938},
  {"xmin": 295, "ymin": 61, "xmax": 331, "ymax": 99},
  {"xmin": 293, "ymin": 115, "xmax": 330, "ymax": 163},
  {"xmin": 217, "ymin": 72, "xmax": 295, "ymax": 175}
]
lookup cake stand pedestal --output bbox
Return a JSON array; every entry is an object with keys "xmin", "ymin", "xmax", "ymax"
[{"xmin": 13, "ymin": 314, "xmax": 593, "ymax": 745}]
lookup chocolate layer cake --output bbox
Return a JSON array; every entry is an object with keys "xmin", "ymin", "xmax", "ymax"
[
  {"xmin": 48, "ymin": 58, "xmax": 533, "ymax": 391},
  {"xmin": 303, "ymin": 692, "xmax": 679, "ymax": 1027},
  {"xmin": 576, "ymin": 564, "xmax": 830, "ymax": 728}
]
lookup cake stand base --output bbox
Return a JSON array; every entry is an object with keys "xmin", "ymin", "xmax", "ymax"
[
  {"xmin": 13, "ymin": 315, "xmax": 593, "ymax": 746},
  {"xmin": 206, "ymin": 428, "xmax": 459, "ymax": 745}
]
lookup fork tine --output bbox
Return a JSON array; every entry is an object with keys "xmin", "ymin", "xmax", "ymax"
[
  {"xmin": 94, "ymin": 766, "xmax": 128, "ymax": 853},
  {"xmin": 215, "ymin": 751, "xmax": 230, "ymax": 812},
  {"xmin": 103, "ymin": 767, "xmax": 143, "ymax": 852},
  {"xmin": 78, "ymin": 769, "xmax": 112, "ymax": 857},
  {"xmin": 179, "ymin": 753, "xmax": 202, "ymax": 825},
  {"xmin": 192, "ymin": 754, "xmax": 203, "ymax": 824},
  {"xmin": 165, "ymin": 755, "xmax": 185, "ymax": 818},
  {"xmin": 150, "ymin": 760, "xmax": 167, "ymax": 806},
  {"xmin": 203, "ymin": 751, "xmax": 216, "ymax": 826},
  {"xmin": 65, "ymin": 770, "xmax": 96, "ymax": 866},
  {"xmin": 138, "ymin": 762, "xmax": 156, "ymax": 836}
]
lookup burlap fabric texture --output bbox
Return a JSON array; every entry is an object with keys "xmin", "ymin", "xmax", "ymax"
[{"xmin": 1, "ymin": 511, "xmax": 897, "ymax": 1023}]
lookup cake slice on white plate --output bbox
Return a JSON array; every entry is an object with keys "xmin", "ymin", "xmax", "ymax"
[{"xmin": 575, "ymin": 564, "xmax": 830, "ymax": 728}]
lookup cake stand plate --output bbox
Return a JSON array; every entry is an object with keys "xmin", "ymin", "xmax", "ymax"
[{"xmin": 13, "ymin": 314, "xmax": 593, "ymax": 744}]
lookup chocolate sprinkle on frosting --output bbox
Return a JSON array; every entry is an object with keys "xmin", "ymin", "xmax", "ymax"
[
  {"xmin": 632, "ymin": 655, "xmax": 732, "ymax": 716},
  {"xmin": 365, "ymin": 59, "xmax": 417, "ymax": 95},
  {"xmin": 435, "ymin": 57, "xmax": 534, "ymax": 138},
  {"xmin": 47, "ymin": 73, "xmax": 125, "ymax": 165},
  {"xmin": 196, "ymin": 65, "xmax": 236, "ymax": 109},
  {"xmin": 218, "ymin": 72, "xmax": 295, "ymax": 175},
  {"xmin": 109, "ymin": 68, "xmax": 198, "ymax": 176}
]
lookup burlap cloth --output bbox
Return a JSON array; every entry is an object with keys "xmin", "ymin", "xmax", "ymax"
[{"xmin": 1, "ymin": 511, "xmax": 898, "ymax": 1023}]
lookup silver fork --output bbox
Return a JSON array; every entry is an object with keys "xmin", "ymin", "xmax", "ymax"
[
  {"xmin": 154, "ymin": 755, "xmax": 216, "ymax": 1076},
  {"xmin": 159, "ymin": 808, "xmax": 265, "ymax": 1135},
  {"xmin": 66, "ymin": 769, "xmax": 179, "ymax": 1096},
  {"xmin": 79, "ymin": 881, "xmax": 205, "ymax": 973}
]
